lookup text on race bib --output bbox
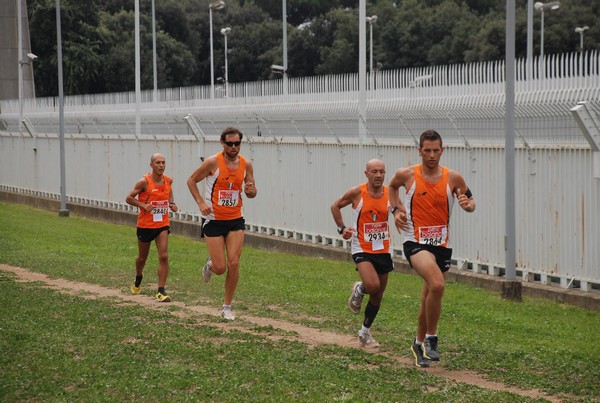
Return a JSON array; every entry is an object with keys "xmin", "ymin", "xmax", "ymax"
[
  {"xmin": 364, "ymin": 222, "xmax": 388, "ymax": 251},
  {"xmin": 418, "ymin": 225, "xmax": 447, "ymax": 246},
  {"xmin": 218, "ymin": 190, "xmax": 239, "ymax": 207},
  {"xmin": 151, "ymin": 200, "xmax": 168, "ymax": 222}
]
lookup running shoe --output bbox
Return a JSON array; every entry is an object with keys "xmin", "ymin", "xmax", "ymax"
[
  {"xmin": 131, "ymin": 284, "xmax": 141, "ymax": 295},
  {"xmin": 155, "ymin": 292, "xmax": 171, "ymax": 302},
  {"xmin": 411, "ymin": 339, "xmax": 431, "ymax": 368},
  {"xmin": 358, "ymin": 329, "xmax": 380, "ymax": 349},
  {"xmin": 221, "ymin": 307, "xmax": 235, "ymax": 321},
  {"xmin": 347, "ymin": 281, "xmax": 364, "ymax": 314},
  {"xmin": 423, "ymin": 335, "xmax": 440, "ymax": 361},
  {"xmin": 202, "ymin": 257, "xmax": 213, "ymax": 283}
]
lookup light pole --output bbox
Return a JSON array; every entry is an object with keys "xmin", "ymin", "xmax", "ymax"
[
  {"xmin": 19, "ymin": 53, "xmax": 37, "ymax": 127},
  {"xmin": 209, "ymin": 0, "xmax": 225, "ymax": 99},
  {"xmin": 221, "ymin": 27, "xmax": 231, "ymax": 97},
  {"xmin": 534, "ymin": 1, "xmax": 560, "ymax": 57},
  {"xmin": 134, "ymin": 0, "xmax": 141, "ymax": 137},
  {"xmin": 282, "ymin": 0, "xmax": 288, "ymax": 95},
  {"xmin": 17, "ymin": 0, "xmax": 23, "ymax": 133},
  {"xmin": 152, "ymin": 0, "xmax": 157, "ymax": 101},
  {"xmin": 526, "ymin": 0, "xmax": 533, "ymax": 79},
  {"xmin": 366, "ymin": 15, "xmax": 377, "ymax": 90},
  {"xmin": 56, "ymin": 0, "xmax": 69, "ymax": 217},
  {"xmin": 358, "ymin": 0, "xmax": 366, "ymax": 146},
  {"xmin": 575, "ymin": 26, "xmax": 589, "ymax": 51}
]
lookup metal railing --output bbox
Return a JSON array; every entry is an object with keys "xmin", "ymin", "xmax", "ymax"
[{"xmin": 1, "ymin": 50, "xmax": 599, "ymax": 292}]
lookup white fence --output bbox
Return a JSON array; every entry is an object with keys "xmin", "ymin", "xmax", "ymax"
[{"xmin": 1, "ymin": 52, "xmax": 599, "ymax": 291}]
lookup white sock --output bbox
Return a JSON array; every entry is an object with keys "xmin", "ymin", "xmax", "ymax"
[
  {"xmin": 361, "ymin": 325, "xmax": 369, "ymax": 333},
  {"xmin": 222, "ymin": 304, "xmax": 231, "ymax": 310},
  {"xmin": 425, "ymin": 333, "xmax": 437, "ymax": 339}
]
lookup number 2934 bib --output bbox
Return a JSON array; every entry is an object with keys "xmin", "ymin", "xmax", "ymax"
[{"xmin": 364, "ymin": 222, "xmax": 389, "ymax": 251}]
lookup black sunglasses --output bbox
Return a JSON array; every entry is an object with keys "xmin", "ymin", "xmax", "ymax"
[{"xmin": 224, "ymin": 141, "xmax": 241, "ymax": 147}]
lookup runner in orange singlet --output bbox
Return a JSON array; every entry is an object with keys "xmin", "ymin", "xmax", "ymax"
[
  {"xmin": 331, "ymin": 159, "xmax": 402, "ymax": 348},
  {"xmin": 126, "ymin": 153, "xmax": 178, "ymax": 302},
  {"xmin": 187, "ymin": 127, "xmax": 257, "ymax": 320},
  {"xmin": 389, "ymin": 129, "xmax": 476, "ymax": 367}
]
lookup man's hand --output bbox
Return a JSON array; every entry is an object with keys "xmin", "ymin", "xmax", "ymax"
[
  {"xmin": 245, "ymin": 180, "xmax": 256, "ymax": 197},
  {"xmin": 456, "ymin": 188, "xmax": 474, "ymax": 212},
  {"xmin": 392, "ymin": 205, "xmax": 408, "ymax": 233},
  {"xmin": 340, "ymin": 226, "xmax": 355, "ymax": 240},
  {"xmin": 197, "ymin": 199, "xmax": 212, "ymax": 216}
]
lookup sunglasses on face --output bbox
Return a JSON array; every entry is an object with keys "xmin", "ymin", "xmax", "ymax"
[{"xmin": 224, "ymin": 141, "xmax": 241, "ymax": 147}]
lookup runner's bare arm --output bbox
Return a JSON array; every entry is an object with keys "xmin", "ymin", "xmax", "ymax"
[
  {"xmin": 126, "ymin": 177, "xmax": 152, "ymax": 212},
  {"xmin": 187, "ymin": 156, "xmax": 218, "ymax": 215},
  {"xmin": 168, "ymin": 180, "xmax": 178, "ymax": 212},
  {"xmin": 244, "ymin": 161, "xmax": 257, "ymax": 198},
  {"xmin": 388, "ymin": 168, "xmax": 411, "ymax": 232},
  {"xmin": 450, "ymin": 171, "xmax": 475, "ymax": 212},
  {"xmin": 330, "ymin": 186, "xmax": 360, "ymax": 239}
]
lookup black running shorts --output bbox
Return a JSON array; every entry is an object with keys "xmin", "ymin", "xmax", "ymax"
[
  {"xmin": 137, "ymin": 226, "xmax": 170, "ymax": 243},
  {"xmin": 352, "ymin": 252, "xmax": 395, "ymax": 275},
  {"xmin": 202, "ymin": 217, "xmax": 246, "ymax": 238},
  {"xmin": 403, "ymin": 241, "xmax": 453, "ymax": 273}
]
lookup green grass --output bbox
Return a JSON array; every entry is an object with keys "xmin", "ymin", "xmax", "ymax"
[{"xmin": 0, "ymin": 201, "xmax": 598, "ymax": 402}]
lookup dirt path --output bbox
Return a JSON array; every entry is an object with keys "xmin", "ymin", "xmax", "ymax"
[{"xmin": 2, "ymin": 264, "xmax": 563, "ymax": 402}]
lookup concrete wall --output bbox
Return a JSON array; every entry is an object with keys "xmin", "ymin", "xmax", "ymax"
[{"xmin": 2, "ymin": 190, "xmax": 599, "ymax": 312}]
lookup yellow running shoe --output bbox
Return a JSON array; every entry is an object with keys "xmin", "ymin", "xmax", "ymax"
[
  {"xmin": 155, "ymin": 292, "xmax": 171, "ymax": 302},
  {"xmin": 131, "ymin": 284, "xmax": 141, "ymax": 294}
]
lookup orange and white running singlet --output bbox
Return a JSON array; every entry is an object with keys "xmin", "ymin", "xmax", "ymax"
[
  {"xmin": 136, "ymin": 174, "xmax": 171, "ymax": 229},
  {"xmin": 404, "ymin": 164, "xmax": 454, "ymax": 248},
  {"xmin": 203, "ymin": 152, "xmax": 247, "ymax": 221},
  {"xmin": 350, "ymin": 183, "xmax": 391, "ymax": 255}
]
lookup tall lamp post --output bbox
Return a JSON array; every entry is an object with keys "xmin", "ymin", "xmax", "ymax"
[
  {"xmin": 534, "ymin": 1, "xmax": 560, "ymax": 57},
  {"xmin": 282, "ymin": 0, "xmax": 288, "ymax": 96},
  {"xmin": 17, "ymin": 0, "xmax": 22, "ymax": 132},
  {"xmin": 151, "ymin": 0, "xmax": 157, "ymax": 102},
  {"xmin": 56, "ymin": 0, "xmax": 69, "ymax": 217},
  {"xmin": 366, "ymin": 15, "xmax": 377, "ymax": 90},
  {"xmin": 526, "ymin": 0, "xmax": 533, "ymax": 79},
  {"xmin": 209, "ymin": 1, "xmax": 225, "ymax": 99},
  {"xmin": 221, "ymin": 27, "xmax": 231, "ymax": 98},
  {"xmin": 575, "ymin": 26, "xmax": 589, "ymax": 51}
]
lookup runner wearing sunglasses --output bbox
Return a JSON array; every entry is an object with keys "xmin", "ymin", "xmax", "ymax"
[{"xmin": 187, "ymin": 127, "xmax": 257, "ymax": 320}]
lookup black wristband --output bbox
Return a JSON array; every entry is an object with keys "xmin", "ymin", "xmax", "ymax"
[
  {"xmin": 391, "ymin": 207, "xmax": 399, "ymax": 215},
  {"xmin": 337, "ymin": 225, "xmax": 346, "ymax": 235}
]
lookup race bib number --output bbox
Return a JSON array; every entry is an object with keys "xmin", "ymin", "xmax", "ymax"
[
  {"xmin": 418, "ymin": 225, "xmax": 447, "ymax": 246},
  {"xmin": 364, "ymin": 222, "xmax": 388, "ymax": 251},
  {"xmin": 218, "ymin": 190, "xmax": 239, "ymax": 207},
  {"xmin": 150, "ymin": 200, "xmax": 168, "ymax": 222}
]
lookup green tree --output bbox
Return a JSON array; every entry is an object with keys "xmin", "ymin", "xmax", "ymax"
[
  {"xmin": 227, "ymin": 19, "xmax": 282, "ymax": 81},
  {"xmin": 464, "ymin": 14, "xmax": 506, "ymax": 62},
  {"xmin": 287, "ymin": 25, "xmax": 320, "ymax": 77},
  {"xmin": 25, "ymin": 0, "xmax": 600, "ymax": 96},
  {"xmin": 426, "ymin": 2, "xmax": 480, "ymax": 65},
  {"xmin": 378, "ymin": 0, "xmax": 433, "ymax": 68},
  {"xmin": 28, "ymin": 0, "xmax": 104, "ymax": 96}
]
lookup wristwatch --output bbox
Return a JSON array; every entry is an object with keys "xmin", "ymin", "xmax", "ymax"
[{"xmin": 337, "ymin": 225, "xmax": 346, "ymax": 235}]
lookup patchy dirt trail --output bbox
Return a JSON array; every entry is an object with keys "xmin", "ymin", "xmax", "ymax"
[{"xmin": 2, "ymin": 264, "xmax": 563, "ymax": 402}]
